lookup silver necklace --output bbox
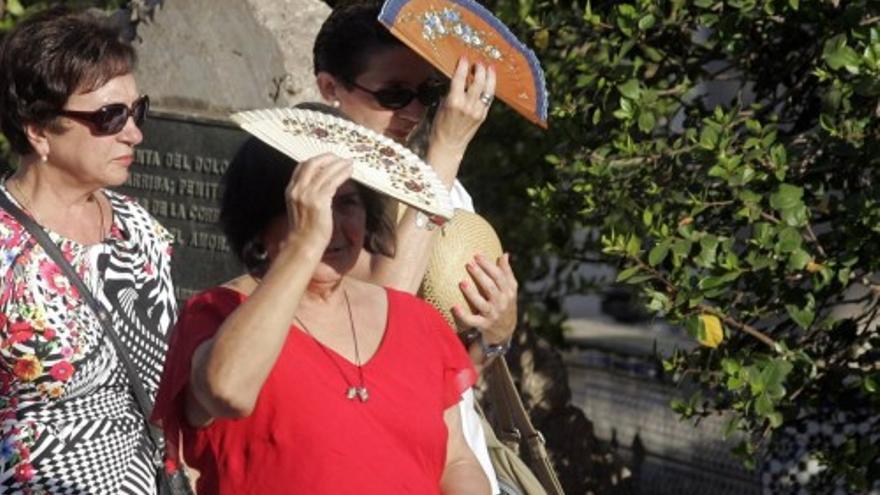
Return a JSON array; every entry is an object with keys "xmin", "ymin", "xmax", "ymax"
[
  {"xmin": 294, "ymin": 290, "xmax": 369, "ymax": 403},
  {"xmin": 9, "ymin": 179, "xmax": 105, "ymax": 242}
]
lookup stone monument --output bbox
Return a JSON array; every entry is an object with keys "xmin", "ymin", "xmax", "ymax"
[
  {"xmin": 134, "ymin": 0, "xmax": 328, "ymax": 114},
  {"xmin": 116, "ymin": 0, "xmax": 329, "ymax": 299}
]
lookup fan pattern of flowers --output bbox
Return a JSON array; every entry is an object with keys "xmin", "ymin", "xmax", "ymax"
[
  {"xmin": 420, "ymin": 7, "xmax": 503, "ymax": 61},
  {"xmin": 231, "ymin": 107, "xmax": 453, "ymax": 220},
  {"xmin": 280, "ymin": 115, "xmax": 439, "ymax": 205}
]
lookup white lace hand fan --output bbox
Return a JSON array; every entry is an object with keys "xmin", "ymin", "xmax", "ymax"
[{"xmin": 230, "ymin": 107, "xmax": 454, "ymax": 221}]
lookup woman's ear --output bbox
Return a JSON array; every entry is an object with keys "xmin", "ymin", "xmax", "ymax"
[
  {"xmin": 23, "ymin": 121, "xmax": 51, "ymax": 159},
  {"xmin": 316, "ymin": 72, "xmax": 340, "ymax": 103}
]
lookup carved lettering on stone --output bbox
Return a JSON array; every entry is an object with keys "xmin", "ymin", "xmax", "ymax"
[{"xmin": 114, "ymin": 111, "xmax": 248, "ymax": 302}]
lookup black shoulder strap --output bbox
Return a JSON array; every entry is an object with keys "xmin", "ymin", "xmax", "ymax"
[{"xmin": 0, "ymin": 192, "xmax": 165, "ymax": 452}]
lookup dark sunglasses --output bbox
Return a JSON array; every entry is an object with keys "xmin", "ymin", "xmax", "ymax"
[
  {"xmin": 58, "ymin": 95, "xmax": 150, "ymax": 136},
  {"xmin": 348, "ymin": 80, "xmax": 449, "ymax": 110}
]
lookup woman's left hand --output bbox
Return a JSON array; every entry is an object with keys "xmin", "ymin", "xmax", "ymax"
[
  {"xmin": 452, "ymin": 253, "xmax": 518, "ymax": 346},
  {"xmin": 429, "ymin": 57, "xmax": 497, "ymax": 160}
]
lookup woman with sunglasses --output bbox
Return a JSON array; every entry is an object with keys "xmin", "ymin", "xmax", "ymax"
[
  {"xmin": 0, "ymin": 8, "xmax": 175, "ymax": 494},
  {"xmin": 312, "ymin": 5, "xmax": 517, "ymax": 493}
]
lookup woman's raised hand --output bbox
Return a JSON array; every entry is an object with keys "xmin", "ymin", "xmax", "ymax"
[
  {"xmin": 284, "ymin": 153, "xmax": 353, "ymax": 249},
  {"xmin": 430, "ymin": 57, "xmax": 497, "ymax": 157}
]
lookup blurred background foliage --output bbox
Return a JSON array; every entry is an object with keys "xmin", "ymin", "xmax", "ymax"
[{"xmin": 460, "ymin": 0, "xmax": 880, "ymax": 489}]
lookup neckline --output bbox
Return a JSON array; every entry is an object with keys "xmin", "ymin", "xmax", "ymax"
[
  {"xmin": 214, "ymin": 285, "xmax": 393, "ymax": 370},
  {"xmin": 0, "ymin": 182, "xmax": 120, "ymax": 248}
]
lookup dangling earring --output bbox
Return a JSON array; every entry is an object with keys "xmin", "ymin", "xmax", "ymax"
[
  {"xmin": 40, "ymin": 155, "xmax": 47, "ymax": 163},
  {"xmin": 332, "ymin": 100, "xmax": 341, "ymax": 108},
  {"xmin": 242, "ymin": 239, "xmax": 269, "ymax": 276}
]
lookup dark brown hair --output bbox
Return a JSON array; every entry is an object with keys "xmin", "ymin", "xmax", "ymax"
[
  {"xmin": 0, "ymin": 6, "xmax": 136, "ymax": 155},
  {"xmin": 221, "ymin": 111, "xmax": 396, "ymax": 274},
  {"xmin": 312, "ymin": 2, "xmax": 404, "ymax": 86}
]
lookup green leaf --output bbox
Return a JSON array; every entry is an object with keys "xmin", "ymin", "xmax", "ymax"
[
  {"xmin": 625, "ymin": 235, "xmax": 642, "ymax": 256},
  {"xmin": 638, "ymin": 14, "xmax": 656, "ymax": 30},
  {"xmin": 699, "ymin": 270, "xmax": 741, "ymax": 289},
  {"xmin": 755, "ymin": 394, "xmax": 775, "ymax": 416},
  {"xmin": 752, "ymin": 222, "xmax": 774, "ymax": 247},
  {"xmin": 769, "ymin": 184, "xmax": 803, "ymax": 211},
  {"xmin": 7, "ymin": 0, "xmax": 24, "ymax": 16},
  {"xmin": 788, "ymin": 0, "xmax": 799, "ymax": 10},
  {"xmin": 670, "ymin": 398, "xmax": 687, "ymax": 413},
  {"xmin": 699, "ymin": 126, "xmax": 719, "ymax": 150},
  {"xmin": 695, "ymin": 235, "xmax": 719, "ymax": 267},
  {"xmin": 684, "ymin": 314, "xmax": 701, "ymax": 338},
  {"xmin": 648, "ymin": 241, "xmax": 671, "ymax": 266},
  {"xmin": 638, "ymin": 111, "xmax": 656, "ymax": 132},
  {"xmin": 786, "ymin": 293, "xmax": 816, "ymax": 329},
  {"xmin": 823, "ymin": 34, "xmax": 861, "ymax": 72},
  {"xmin": 777, "ymin": 227, "xmax": 803, "ymax": 253},
  {"xmin": 721, "ymin": 358, "xmax": 741, "ymax": 375},
  {"xmin": 781, "ymin": 205, "xmax": 809, "ymax": 227},
  {"xmin": 787, "ymin": 249, "xmax": 812, "ymax": 271},
  {"xmin": 761, "ymin": 359, "xmax": 793, "ymax": 398},
  {"xmin": 865, "ymin": 375, "xmax": 878, "ymax": 393},
  {"xmin": 618, "ymin": 79, "xmax": 642, "ymax": 100},
  {"xmin": 671, "ymin": 239, "xmax": 692, "ymax": 256},
  {"xmin": 616, "ymin": 265, "xmax": 642, "ymax": 282}
]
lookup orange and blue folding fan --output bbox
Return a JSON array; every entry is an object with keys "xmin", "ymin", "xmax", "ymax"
[{"xmin": 378, "ymin": 0, "xmax": 549, "ymax": 128}]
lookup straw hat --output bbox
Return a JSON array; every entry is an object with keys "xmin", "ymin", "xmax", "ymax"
[{"xmin": 418, "ymin": 209, "xmax": 503, "ymax": 331}]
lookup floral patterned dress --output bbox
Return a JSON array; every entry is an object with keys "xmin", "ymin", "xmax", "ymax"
[{"xmin": 0, "ymin": 185, "xmax": 176, "ymax": 494}]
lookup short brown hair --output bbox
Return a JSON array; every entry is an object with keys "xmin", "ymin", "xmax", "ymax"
[{"xmin": 0, "ymin": 7, "xmax": 136, "ymax": 155}]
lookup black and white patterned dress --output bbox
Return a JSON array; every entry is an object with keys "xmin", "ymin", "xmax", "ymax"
[{"xmin": 0, "ymin": 186, "xmax": 176, "ymax": 494}]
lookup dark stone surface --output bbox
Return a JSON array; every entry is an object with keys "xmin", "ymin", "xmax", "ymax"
[{"xmin": 113, "ymin": 110, "xmax": 248, "ymax": 302}]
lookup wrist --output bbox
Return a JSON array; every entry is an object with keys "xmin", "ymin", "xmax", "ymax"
[
  {"xmin": 279, "ymin": 232, "xmax": 326, "ymax": 261},
  {"xmin": 459, "ymin": 327, "xmax": 511, "ymax": 361}
]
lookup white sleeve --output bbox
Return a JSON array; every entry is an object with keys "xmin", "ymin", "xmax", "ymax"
[
  {"xmin": 449, "ymin": 181, "xmax": 498, "ymax": 492},
  {"xmin": 459, "ymin": 389, "xmax": 500, "ymax": 494},
  {"xmin": 449, "ymin": 179, "xmax": 475, "ymax": 213}
]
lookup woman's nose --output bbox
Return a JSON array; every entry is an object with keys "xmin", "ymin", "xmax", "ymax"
[
  {"xmin": 118, "ymin": 115, "xmax": 143, "ymax": 146},
  {"xmin": 396, "ymin": 98, "xmax": 426, "ymax": 123}
]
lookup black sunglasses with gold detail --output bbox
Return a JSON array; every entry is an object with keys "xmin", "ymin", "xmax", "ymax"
[
  {"xmin": 58, "ymin": 95, "xmax": 150, "ymax": 136},
  {"xmin": 347, "ymin": 80, "xmax": 449, "ymax": 110}
]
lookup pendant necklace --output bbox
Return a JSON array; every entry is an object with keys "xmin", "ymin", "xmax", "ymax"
[{"xmin": 294, "ymin": 289, "xmax": 369, "ymax": 403}]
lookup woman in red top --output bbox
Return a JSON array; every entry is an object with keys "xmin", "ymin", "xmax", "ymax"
[{"xmin": 152, "ymin": 136, "xmax": 490, "ymax": 494}]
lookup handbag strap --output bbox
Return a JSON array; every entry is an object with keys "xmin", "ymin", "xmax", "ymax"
[
  {"xmin": 0, "ymin": 192, "xmax": 165, "ymax": 456},
  {"xmin": 487, "ymin": 358, "xmax": 566, "ymax": 495}
]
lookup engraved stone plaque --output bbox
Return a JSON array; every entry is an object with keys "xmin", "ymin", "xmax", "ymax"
[{"xmin": 114, "ymin": 110, "xmax": 249, "ymax": 303}]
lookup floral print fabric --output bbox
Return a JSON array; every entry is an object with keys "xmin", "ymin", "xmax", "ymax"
[{"xmin": 0, "ymin": 185, "xmax": 176, "ymax": 494}]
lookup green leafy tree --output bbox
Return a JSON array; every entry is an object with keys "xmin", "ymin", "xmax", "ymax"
[{"xmin": 467, "ymin": 0, "xmax": 880, "ymax": 490}]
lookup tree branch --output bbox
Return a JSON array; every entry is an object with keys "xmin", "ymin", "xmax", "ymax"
[{"xmin": 696, "ymin": 304, "xmax": 779, "ymax": 350}]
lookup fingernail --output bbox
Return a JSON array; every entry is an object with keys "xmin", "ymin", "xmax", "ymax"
[
  {"xmin": 459, "ymin": 280, "xmax": 469, "ymax": 289},
  {"xmin": 475, "ymin": 254, "xmax": 485, "ymax": 262},
  {"xmin": 466, "ymin": 261, "xmax": 476, "ymax": 270}
]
